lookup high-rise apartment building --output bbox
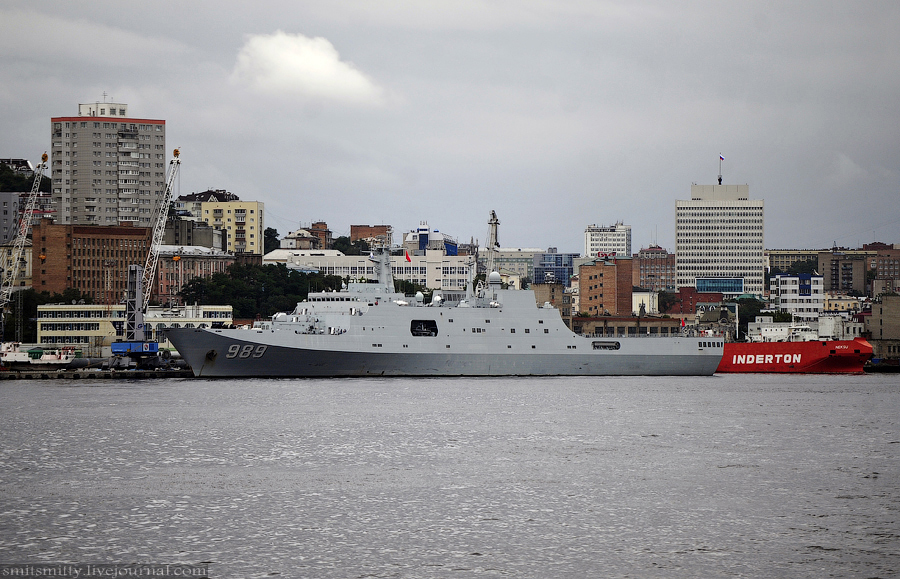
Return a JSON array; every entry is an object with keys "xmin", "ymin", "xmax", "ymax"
[
  {"xmin": 584, "ymin": 221, "xmax": 631, "ymax": 258},
  {"xmin": 51, "ymin": 102, "xmax": 167, "ymax": 226},
  {"xmin": 675, "ymin": 184, "xmax": 765, "ymax": 296},
  {"xmin": 197, "ymin": 200, "xmax": 265, "ymax": 255}
]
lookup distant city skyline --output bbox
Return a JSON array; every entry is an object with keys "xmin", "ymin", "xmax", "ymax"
[{"xmin": 1, "ymin": 2, "xmax": 898, "ymax": 253}]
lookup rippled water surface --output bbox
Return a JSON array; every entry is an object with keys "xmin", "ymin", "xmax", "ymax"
[{"xmin": 1, "ymin": 374, "xmax": 898, "ymax": 578}]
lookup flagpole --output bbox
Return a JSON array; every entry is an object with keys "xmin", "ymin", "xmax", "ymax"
[{"xmin": 717, "ymin": 153, "xmax": 723, "ymax": 185}]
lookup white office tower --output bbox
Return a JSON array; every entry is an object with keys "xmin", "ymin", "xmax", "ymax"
[
  {"xmin": 51, "ymin": 102, "xmax": 167, "ymax": 225},
  {"xmin": 675, "ymin": 184, "xmax": 765, "ymax": 296},
  {"xmin": 584, "ymin": 221, "xmax": 631, "ymax": 257}
]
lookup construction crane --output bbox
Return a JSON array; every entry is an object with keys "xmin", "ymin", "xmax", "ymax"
[
  {"xmin": 113, "ymin": 149, "xmax": 180, "ymax": 359},
  {"xmin": 0, "ymin": 152, "xmax": 47, "ymax": 339}
]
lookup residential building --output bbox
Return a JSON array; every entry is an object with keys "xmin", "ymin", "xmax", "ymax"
[
  {"xmin": 865, "ymin": 295, "xmax": 900, "ymax": 360},
  {"xmin": 872, "ymin": 248, "xmax": 900, "ymax": 296},
  {"xmin": 769, "ymin": 273, "xmax": 825, "ymax": 322},
  {"xmin": 633, "ymin": 245, "xmax": 676, "ymax": 292},
  {"xmin": 163, "ymin": 218, "xmax": 226, "ymax": 251},
  {"xmin": 198, "ymin": 200, "xmax": 264, "ymax": 255},
  {"xmin": 817, "ymin": 249, "xmax": 871, "ymax": 295},
  {"xmin": 675, "ymin": 183, "xmax": 765, "ymax": 296},
  {"xmin": 32, "ymin": 217, "xmax": 150, "ymax": 303},
  {"xmin": 577, "ymin": 257, "xmax": 633, "ymax": 316},
  {"xmin": 175, "ymin": 189, "xmax": 239, "ymax": 220},
  {"xmin": 308, "ymin": 221, "xmax": 333, "ymax": 250},
  {"xmin": 51, "ymin": 102, "xmax": 167, "ymax": 225},
  {"xmin": 0, "ymin": 192, "xmax": 22, "ymax": 244},
  {"xmin": 0, "ymin": 241, "xmax": 31, "ymax": 294},
  {"xmin": 279, "ymin": 229, "xmax": 320, "ymax": 250},
  {"xmin": 584, "ymin": 221, "xmax": 631, "ymax": 258}
]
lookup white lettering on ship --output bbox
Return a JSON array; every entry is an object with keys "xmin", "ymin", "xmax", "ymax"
[
  {"xmin": 226, "ymin": 344, "xmax": 268, "ymax": 359},
  {"xmin": 732, "ymin": 354, "xmax": 801, "ymax": 364}
]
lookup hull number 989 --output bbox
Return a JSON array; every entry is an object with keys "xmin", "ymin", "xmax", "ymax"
[{"xmin": 226, "ymin": 344, "xmax": 268, "ymax": 359}]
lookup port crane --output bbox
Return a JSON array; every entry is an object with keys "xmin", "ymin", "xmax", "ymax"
[
  {"xmin": 112, "ymin": 149, "xmax": 180, "ymax": 358},
  {"xmin": 0, "ymin": 153, "xmax": 47, "ymax": 340}
]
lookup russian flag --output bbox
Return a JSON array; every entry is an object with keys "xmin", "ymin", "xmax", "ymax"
[{"xmin": 719, "ymin": 154, "xmax": 725, "ymax": 161}]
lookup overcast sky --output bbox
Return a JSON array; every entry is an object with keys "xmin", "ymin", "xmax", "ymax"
[{"xmin": 2, "ymin": 1, "xmax": 898, "ymax": 254}]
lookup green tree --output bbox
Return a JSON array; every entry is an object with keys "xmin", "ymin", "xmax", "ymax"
[
  {"xmin": 0, "ymin": 164, "xmax": 51, "ymax": 193},
  {"xmin": 332, "ymin": 236, "xmax": 369, "ymax": 255},
  {"xmin": 178, "ymin": 263, "xmax": 343, "ymax": 319},
  {"xmin": 264, "ymin": 227, "xmax": 280, "ymax": 255}
]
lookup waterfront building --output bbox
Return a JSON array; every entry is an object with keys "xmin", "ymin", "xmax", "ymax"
[
  {"xmin": 36, "ymin": 303, "xmax": 232, "ymax": 356},
  {"xmin": 675, "ymin": 183, "xmax": 765, "ymax": 296},
  {"xmin": 584, "ymin": 222, "xmax": 631, "ymax": 258},
  {"xmin": 769, "ymin": 273, "xmax": 825, "ymax": 322},
  {"xmin": 633, "ymin": 245, "xmax": 676, "ymax": 292},
  {"xmin": 51, "ymin": 101, "xmax": 167, "ymax": 226}
]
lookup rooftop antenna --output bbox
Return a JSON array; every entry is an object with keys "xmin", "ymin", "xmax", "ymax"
[{"xmin": 718, "ymin": 153, "xmax": 724, "ymax": 185}]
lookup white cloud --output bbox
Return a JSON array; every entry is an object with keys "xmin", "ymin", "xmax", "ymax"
[{"xmin": 230, "ymin": 31, "xmax": 384, "ymax": 105}]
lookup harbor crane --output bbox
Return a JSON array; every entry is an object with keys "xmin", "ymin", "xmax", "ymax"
[
  {"xmin": 0, "ymin": 153, "xmax": 47, "ymax": 340},
  {"xmin": 113, "ymin": 149, "xmax": 180, "ymax": 358}
]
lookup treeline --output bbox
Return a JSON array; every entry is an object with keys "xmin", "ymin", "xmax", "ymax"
[{"xmin": 177, "ymin": 263, "xmax": 345, "ymax": 319}]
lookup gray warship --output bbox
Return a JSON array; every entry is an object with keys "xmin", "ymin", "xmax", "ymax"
[{"xmin": 165, "ymin": 246, "xmax": 723, "ymax": 377}]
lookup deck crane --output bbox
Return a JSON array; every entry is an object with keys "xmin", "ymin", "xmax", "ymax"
[
  {"xmin": 113, "ymin": 149, "xmax": 180, "ymax": 358},
  {"xmin": 0, "ymin": 153, "xmax": 47, "ymax": 340}
]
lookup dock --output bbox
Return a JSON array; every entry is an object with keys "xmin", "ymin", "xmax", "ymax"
[{"xmin": 0, "ymin": 369, "xmax": 194, "ymax": 380}]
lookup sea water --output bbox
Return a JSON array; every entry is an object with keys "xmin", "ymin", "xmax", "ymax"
[{"xmin": 1, "ymin": 374, "xmax": 897, "ymax": 578}]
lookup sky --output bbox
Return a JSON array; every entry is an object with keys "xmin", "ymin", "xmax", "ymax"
[{"xmin": 2, "ymin": 1, "xmax": 898, "ymax": 254}]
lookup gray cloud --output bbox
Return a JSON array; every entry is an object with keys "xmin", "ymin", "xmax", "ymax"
[{"xmin": 1, "ymin": 1, "xmax": 898, "ymax": 252}]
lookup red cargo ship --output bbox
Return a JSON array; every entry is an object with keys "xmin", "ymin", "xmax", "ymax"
[{"xmin": 716, "ymin": 338, "xmax": 873, "ymax": 374}]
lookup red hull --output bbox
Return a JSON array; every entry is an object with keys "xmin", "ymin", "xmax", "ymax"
[{"xmin": 717, "ymin": 338, "xmax": 873, "ymax": 374}]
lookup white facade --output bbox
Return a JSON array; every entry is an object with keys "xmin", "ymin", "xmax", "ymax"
[
  {"xmin": 675, "ymin": 184, "xmax": 765, "ymax": 294},
  {"xmin": 263, "ymin": 250, "xmax": 473, "ymax": 291},
  {"xmin": 51, "ymin": 102, "xmax": 167, "ymax": 225},
  {"xmin": 769, "ymin": 274, "xmax": 824, "ymax": 321},
  {"xmin": 584, "ymin": 222, "xmax": 631, "ymax": 258}
]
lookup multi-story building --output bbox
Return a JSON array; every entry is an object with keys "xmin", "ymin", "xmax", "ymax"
[
  {"xmin": 197, "ymin": 200, "xmax": 264, "ymax": 255},
  {"xmin": 0, "ymin": 241, "xmax": 31, "ymax": 295},
  {"xmin": 32, "ymin": 217, "xmax": 150, "ymax": 303},
  {"xmin": 175, "ymin": 190, "xmax": 239, "ymax": 220},
  {"xmin": 50, "ymin": 102, "xmax": 167, "ymax": 226},
  {"xmin": 264, "ymin": 250, "xmax": 473, "ymax": 292},
  {"xmin": 350, "ymin": 224, "xmax": 392, "ymax": 247},
  {"xmin": 865, "ymin": 295, "xmax": 900, "ymax": 359},
  {"xmin": 36, "ymin": 303, "xmax": 232, "ymax": 355},
  {"xmin": 0, "ymin": 192, "xmax": 22, "ymax": 245},
  {"xmin": 769, "ymin": 273, "xmax": 824, "ymax": 322},
  {"xmin": 533, "ymin": 249, "xmax": 580, "ymax": 285},
  {"xmin": 577, "ymin": 257, "xmax": 633, "ymax": 316},
  {"xmin": 766, "ymin": 249, "xmax": 822, "ymax": 273},
  {"xmin": 154, "ymin": 245, "xmax": 235, "ymax": 307},
  {"xmin": 489, "ymin": 248, "xmax": 543, "ymax": 282},
  {"xmin": 872, "ymin": 248, "xmax": 900, "ymax": 296},
  {"xmin": 633, "ymin": 245, "xmax": 676, "ymax": 292},
  {"xmin": 675, "ymin": 184, "xmax": 765, "ymax": 296},
  {"xmin": 403, "ymin": 222, "xmax": 458, "ymax": 256},
  {"xmin": 584, "ymin": 221, "xmax": 631, "ymax": 258},
  {"xmin": 817, "ymin": 249, "xmax": 871, "ymax": 295},
  {"xmin": 163, "ymin": 218, "xmax": 226, "ymax": 251}
]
